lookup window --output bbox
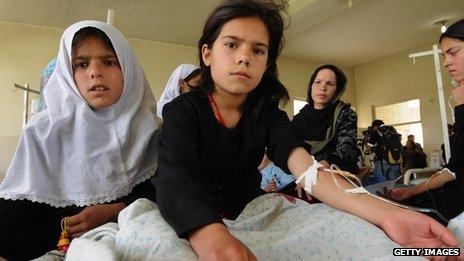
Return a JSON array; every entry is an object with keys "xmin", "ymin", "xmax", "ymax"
[
  {"xmin": 293, "ymin": 98, "xmax": 307, "ymax": 116},
  {"xmin": 373, "ymin": 99, "xmax": 423, "ymax": 146}
]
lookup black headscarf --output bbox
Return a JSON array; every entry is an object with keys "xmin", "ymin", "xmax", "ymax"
[
  {"xmin": 293, "ymin": 100, "xmax": 340, "ymax": 141},
  {"xmin": 294, "ymin": 64, "xmax": 347, "ymax": 141}
]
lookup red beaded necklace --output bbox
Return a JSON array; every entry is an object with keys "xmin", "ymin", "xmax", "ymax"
[{"xmin": 207, "ymin": 92, "xmax": 226, "ymax": 127}]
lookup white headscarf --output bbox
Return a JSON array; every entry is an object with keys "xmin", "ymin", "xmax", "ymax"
[
  {"xmin": 0, "ymin": 20, "xmax": 161, "ymax": 207},
  {"xmin": 156, "ymin": 64, "xmax": 198, "ymax": 118}
]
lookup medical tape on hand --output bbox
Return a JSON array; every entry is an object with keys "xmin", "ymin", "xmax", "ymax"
[{"xmin": 295, "ymin": 156, "xmax": 323, "ymax": 195}]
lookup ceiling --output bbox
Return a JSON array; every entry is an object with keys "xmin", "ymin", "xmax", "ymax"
[{"xmin": 0, "ymin": 0, "xmax": 463, "ymax": 67}]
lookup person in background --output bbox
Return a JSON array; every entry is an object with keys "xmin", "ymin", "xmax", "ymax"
[
  {"xmin": 407, "ymin": 134, "xmax": 423, "ymax": 150},
  {"xmin": 290, "ymin": 64, "xmax": 360, "ymax": 174},
  {"xmin": 386, "ymin": 18, "xmax": 464, "ymax": 225},
  {"xmin": 156, "ymin": 64, "xmax": 202, "ymax": 118},
  {"xmin": 365, "ymin": 119, "xmax": 402, "ymax": 183},
  {"xmin": 402, "ymin": 139, "xmax": 427, "ymax": 171},
  {"xmin": 36, "ymin": 58, "xmax": 57, "ymax": 112}
]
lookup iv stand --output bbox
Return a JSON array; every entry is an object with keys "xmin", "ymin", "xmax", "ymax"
[
  {"xmin": 14, "ymin": 83, "xmax": 40, "ymax": 128},
  {"xmin": 408, "ymin": 45, "xmax": 450, "ymax": 163}
]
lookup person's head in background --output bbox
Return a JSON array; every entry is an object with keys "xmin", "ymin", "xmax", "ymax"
[
  {"xmin": 440, "ymin": 18, "xmax": 464, "ymax": 86},
  {"xmin": 157, "ymin": 64, "xmax": 200, "ymax": 118},
  {"xmin": 405, "ymin": 139, "xmax": 415, "ymax": 150},
  {"xmin": 407, "ymin": 134, "xmax": 415, "ymax": 142},
  {"xmin": 180, "ymin": 68, "xmax": 202, "ymax": 94},
  {"xmin": 198, "ymin": 0, "xmax": 289, "ymax": 115},
  {"xmin": 307, "ymin": 64, "xmax": 347, "ymax": 109},
  {"xmin": 371, "ymin": 119, "xmax": 384, "ymax": 131},
  {"xmin": 71, "ymin": 27, "xmax": 123, "ymax": 109}
]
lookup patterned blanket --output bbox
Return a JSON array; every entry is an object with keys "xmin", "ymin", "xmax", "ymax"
[{"xmin": 57, "ymin": 194, "xmax": 416, "ymax": 260}]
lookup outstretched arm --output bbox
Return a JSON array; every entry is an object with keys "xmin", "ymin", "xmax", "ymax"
[
  {"xmin": 390, "ymin": 170, "xmax": 455, "ymax": 201},
  {"xmin": 287, "ymin": 147, "xmax": 459, "ymax": 248}
]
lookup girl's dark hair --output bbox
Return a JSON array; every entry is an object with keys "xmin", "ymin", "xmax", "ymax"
[
  {"xmin": 198, "ymin": 0, "xmax": 289, "ymax": 118},
  {"xmin": 72, "ymin": 27, "xmax": 116, "ymax": 54},
  {"xmin": 184, "ymin": 68, "xmax": 202, "ymax": 82},
  {"xmin": 307, "ymin": 64, "xmax": 347, "ymax": 106},
  {"xmin": 439, "ymin": 19, "xmax": 464, "ymax": 43}
]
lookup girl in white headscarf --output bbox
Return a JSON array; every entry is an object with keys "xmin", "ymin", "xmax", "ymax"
[
  {"xmin": 0, "ymin": 20, "xmax": 160, "ymax": 260},
  {"xmin": 157, "ymin": 64, "xmax": 201, "ymax": 118}
]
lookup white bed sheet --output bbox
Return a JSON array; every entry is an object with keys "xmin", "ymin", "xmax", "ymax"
[{"xmin": 61, "ymin": 194, "xmax": 426, "ymax": 260}]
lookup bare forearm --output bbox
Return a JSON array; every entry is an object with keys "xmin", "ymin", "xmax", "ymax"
[
  {"xmin": 287, "ymin": 147, "xmax": 314, "ymax": 176},
  {"xmin": 106, "ymin": 202, "xmax": 126, "ymax": 222},
  {"xmin": 410, "ymin": 170, "xmax": 455, "ymax": 197},
  {"xmin": 287, "ymin": 147, "xmax": 402, "ymax": 227},
  {"xmin": 311, "ymin": 169, "xmax": 398, "ymax": 226}
]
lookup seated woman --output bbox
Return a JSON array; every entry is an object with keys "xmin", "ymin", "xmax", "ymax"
[
  {"xmin": 291, "ymin": 64, "xmax": 360, "ymax": 174},
  {"xmin": 156, "ymin": 64, "xmax": 202, "ymax": 118},
  {"xmin": 0, "ymin": 20, "xmax": 160, "ymax": 260},
  {"xmin": 387, "ymin": 18, "xmax": 464, "ymax": 224}
]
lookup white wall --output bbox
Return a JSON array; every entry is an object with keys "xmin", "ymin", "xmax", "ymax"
[{"xmin": 354, "ymin": 44, "xmax": 455, "ymax": 157}]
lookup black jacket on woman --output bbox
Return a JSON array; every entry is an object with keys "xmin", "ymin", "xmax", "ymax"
[{"xmin": 291, "ymin": 101, "xmax": 360, "ymax": 174}]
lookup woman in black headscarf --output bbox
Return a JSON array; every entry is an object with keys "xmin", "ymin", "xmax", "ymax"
[{"xmin": 291, "ymin": 64, "xmax": 360, "ymax": 174}]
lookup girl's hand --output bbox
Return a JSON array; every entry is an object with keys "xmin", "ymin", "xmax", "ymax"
[
  {"xmin": 389, "ymin": 187, "xmax": 414, "ymax": 201},
  {"xmin": 66, "ymin": 203, "xmax": 125, "ymax": 238},
  {"xmin": 381, "ymin": 208, "xmax": 459, "ymax": 249},
  {"xmin": 377, "ymin": 187, "xmax": 413, "ymax": 201},
  {"xmin": 264, "ymin": 179, "xmax": 277, "ymax": 192},
  {"xmin": 190, "ymin": 223, "xmax": 256, "ymax": 261}
]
